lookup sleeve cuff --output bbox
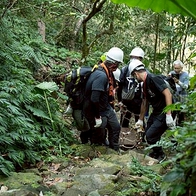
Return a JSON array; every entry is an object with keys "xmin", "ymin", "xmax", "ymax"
[{"xmin": 178, "ymin": 81, "xmax": 188, "ymax": 89}]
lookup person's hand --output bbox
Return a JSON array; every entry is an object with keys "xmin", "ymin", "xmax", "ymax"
[
  {"xmin": 135, "ymin": 119, "xmax": 143, "ymax": 128},
  {"xmin": 94, "ymin": 117, "xmax": 102, "ymax": 128},
  {"xmin": 118, "ymin": 102, "xmax": 127, "ymax": 114},
  {"xmin": 114, "ymin": 104, "xmax": 120, "ymax": 112},
  {"xmin": 173, "ymin": 77, "xmax": 179, "ymax": 84},
  {"xmin": 118, "ymin": 102, "xmax": 124, "ymax": 107},
  {"xmin": 166, "ymin": 114, "xmax": 175, "ymax": 128}
]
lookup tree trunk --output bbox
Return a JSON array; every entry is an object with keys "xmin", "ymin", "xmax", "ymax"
[
  {"xmin": 38, "ymin": 19, "xmax": 46, "ymax": 42},
  {"xmin": 81, "ymin": 0, "xmax": 107, "ymax": 62},
  {"xmin": 153, "ymin": 14, "xmax": 159, "ymax": 73}
]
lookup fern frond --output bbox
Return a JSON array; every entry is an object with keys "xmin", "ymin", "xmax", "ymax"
[
  {"xmin": 0, "ymin": 156, "xmax": 15, "ymax": 176},
  {"xmin": 7, "ymin": 132, "xmax": 20, "ymax": 141},
  {"xmin": 24, "ymin": 150, "xmax": 40, "ymax": 163},
  {"xmin": 0, "ymin": 136, "xmax": 14, "ymax": 145},
  {"xmin": 7, "ymin": 150, "xmax": 24, "ymax": 166},
  {"xmin": 0, "ymin": 125, "xmax": 7, "ymax": 134},
  {"xmin": 12, "ymin": 116, "xmax": 34, "ymax": 128},
  {"xmin": 7, "ymin": 104, "xmax": 22, "ymax": 115},
  {"xmin": 20, "ymin": 133, "xmax": 36, "ymax": 144}
]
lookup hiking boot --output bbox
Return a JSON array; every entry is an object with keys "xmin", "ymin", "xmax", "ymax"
[
  {"xmin": 64, "ymin": 104, "xmax": 73, "ymax": 115},
  {"xmin": 149, "ymin": 151, "xmax": 166, "ymax": 163},
  {"xmin": 157, "ymin": 153, "xmax": 166, "ymax": 163}
]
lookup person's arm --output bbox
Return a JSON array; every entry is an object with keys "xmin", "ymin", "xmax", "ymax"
[
  {"xmin": 162, "ymin": 88, "xmax": 176, "ymax": 128},
  {"xmin": 178, "ymin": 81, "xmax": 188, "ymax": 89},
  {"xmin": 179, "ymin": 73, "xmax": 189, "ymax": 89},
  {"xmin": 173, "ymin": 72, "xmax": 189, "ymax": 90},
  {"xmin": 117, "ymin": 82, "xmax": 123, "ymax": 102},
  {"xmin": 91, "ymin": 90, "xmax": 101, "ymax": 118},
  {"xmin": 138, "ymin": 98, "xmax": 149, "ymax": 120},
  {"xmin": 135, "ymin": 98, "xmax": 149, "ymax": 126},
  {"xmin": 90, "ymin": 72, "xmax": 107, "ymax": 117},
  {"xmin": 162, "ymin": 88, "xmax": 172, "ymax": 115},
  {"xmin": 91, "ymin": 90, "xmax": 103, "ymax": 127}
]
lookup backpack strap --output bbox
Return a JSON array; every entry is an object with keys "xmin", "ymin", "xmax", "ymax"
[
  {"xmin": 120, "ymin": 65, "xmax": 129, "ymax": 83},
  {"xmin": 100, "ymin": 63, "xmax": 115, "ymax": 106},
  {"xmin": 92, "ymin": 64, "xmax": 99, "ymax": 72}
]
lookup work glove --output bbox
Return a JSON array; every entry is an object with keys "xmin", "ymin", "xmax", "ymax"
[
  {"xmin": 118, "ymin": 101, "xmax": 124, "ymax": 107},
  {"xmin": 94, "ymin": 117, "xmax": 102, "ymax": 128},
  {"xmin": 114, "ymin": 104, "xmax": 120, "ymax": 112},
  {"xmin": 135, "ymin": 119, "xmax": 143, "ymax": 128},
  {"xmin": 166, "ymin": 114, "xmax": 175, "ymax": 128}
]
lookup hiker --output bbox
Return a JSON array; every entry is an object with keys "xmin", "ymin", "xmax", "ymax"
[
  {"xmin": 168, "ymin": 60, "xmax": 189, "ymax": 125},
  {"xmin": 82, "ymin": 47, "xmax": 124, "ymax": 151},
  {"xmin": 117, "ymin": 47, "xmax": 145, "ymax": 127},
  {"xmin": 129, "ymin": 59, "xmax": 175, "ymax": 162}
]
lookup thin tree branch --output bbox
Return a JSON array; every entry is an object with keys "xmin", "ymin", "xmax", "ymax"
[
  {"xmin": 83, "ymin": 0, "xmax": 107, "ymax": 23},
  {"xmin": 1, "ymin": 0, "xmax": 18, "ymax": 18},
  {"xmin": 81, "ymin": 0, "xmax": 107, "ymax": 60},
  {"xmin": 88, "ymin": 21, "xmax": 115, "ymax": 51}
]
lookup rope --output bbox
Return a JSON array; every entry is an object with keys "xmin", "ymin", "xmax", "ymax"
[{"xmin": 119, "ymin": 107, "xmax": 144, "ymax": 149}]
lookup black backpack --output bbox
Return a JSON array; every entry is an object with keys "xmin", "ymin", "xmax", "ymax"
[
  {"xmin": 64, "ymin": 65, "xmax": 98, "ymax": 109},
  {"xmin": 160, "ymin": 75, "xmax": 177, "ymax": 95},
  {"xmin": 147, "ymin": 74, "xmax": 177, "ymax": 103}
]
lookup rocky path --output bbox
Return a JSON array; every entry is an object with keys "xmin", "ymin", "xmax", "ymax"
[
  {"xmin": 0, "ymin": 144, "xmax": 165, "ymax": 196},
  {"xmin": 0, "ymin": 112, "xmax": 167, "ymax": 196}
]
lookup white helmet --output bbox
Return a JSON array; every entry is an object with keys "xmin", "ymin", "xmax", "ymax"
[
  {"xmin": 129, "ymin": 47, "xmax": 145, "ymax": 59},
  {"xmin": 106, "ymin": 47, "xmax": 124, "ymax": 63},
  {"xmin": 129, "ymin": 59, "xmax": 145, "ymax": 75},
  {"xmin": 113, "ymin": 68, "xmax": 121, "ymax": 82}
]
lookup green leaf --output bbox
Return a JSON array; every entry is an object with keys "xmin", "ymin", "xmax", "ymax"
[
  {"xmin": 57, "ymin": 92, "xmax": 68, "ymax": 100},
  {"xmin": 190, "ymin": 75, "xmax": 196, "ymax": 89},
  {"xmin": 36, "ymin": 82, "xmax": 59, "ymax": 92},
  {"xmin": 169, "ymin": 184, "xmax": 186, "ymax": 196},
  {"xmin": 25, "ymin": 105, "xmax": 51, "ymax": 120},
  {"xmin": 111, "ymin": 0, "xmax": 196, "ymax": 20},
  {"xmin": 163, "ymin": 169, "xmax": 184, "ymax": 182}
]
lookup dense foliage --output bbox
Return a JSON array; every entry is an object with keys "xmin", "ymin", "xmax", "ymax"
[
  {"xmin": 159, "ymin": 90, "xmax": 196, "ymax": 196},
  {"xmin": 0, "ymin": 0, "xmax": 196, "ymax": 195},
  {"xmin": 0, "ymin": 17, "xmax": 77, "ymax": 176}
]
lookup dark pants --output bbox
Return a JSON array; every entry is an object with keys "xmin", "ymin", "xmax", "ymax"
[
  {"xmin": 89, "ymin": 108, "xmax": 121, "ymax": 150},
  {"xmin": 82, "ymin": 104, "xmax": 120, "ymax": 150},
  {"xmin": 120, "ymin": 99, "xmax": 142, "ymax": 128},
  {"xmin": 80, "ymin": 130, "xmax": 92, "ymax": 144},
  {"xmin": 100, "ymin": 108, "xmax": 121, "ymax": 150},
  {"xmin": 145, "ymin": 113, "xmax": 167, "ymax": 154},
  {"xmin": 80, "ymin": 116, "xmax": 102, "ymax": 145}
]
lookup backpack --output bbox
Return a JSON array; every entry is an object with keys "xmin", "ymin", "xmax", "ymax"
[
  {"xmin": 64, "ymin": 65, "xmax": 98, "ymax": 109},
  {"xmin": 160, "ymin": 75, "xmax": 177, "ymax": 95},
  {"xmin": 122, "ymin": 77, "xmax": 138, "ymax": 101},
  {"xmin": 120, "ymin": 66, "xmax": 138, "ymax": 101},
  {"xmin": 147, "ymin": 74, "xmax": 177, "ymax": 103}
]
